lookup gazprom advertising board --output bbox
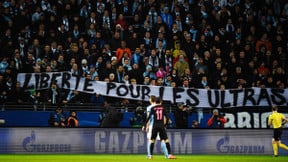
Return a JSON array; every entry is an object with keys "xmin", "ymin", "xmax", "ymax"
[{"xmin": 0, "ymin": 128, "xmax": 287, "ymax": 155}]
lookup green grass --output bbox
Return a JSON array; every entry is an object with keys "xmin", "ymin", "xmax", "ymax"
[{"xmin": 0, "ymin": 154, "xmax": 287, "ymax": 162}]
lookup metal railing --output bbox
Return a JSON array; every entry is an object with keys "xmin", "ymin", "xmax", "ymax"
[
  {"xmin": 1, "ymin": 101, "xmax": 282, "ymax": 114},
  {"xmin": 0, "ymin": 101, "xmax": 177, "ymax": 112}
]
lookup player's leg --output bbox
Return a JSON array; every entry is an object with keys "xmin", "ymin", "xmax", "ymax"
[
  {"xmin": 148, "ymin": 128, "xmax": 158, "ymax": 159},
  {"xmin": 279, "ymin": 141, "xmax": 288, "ymax": 150},
  {"xmin": 159, "ymin": 127, "xmax": 176, "ymax": 159},
  {"xmin": 165, "ymin": 140, "xmax": 176, "ymax": 159},
  {"xmin": 277, "ymin": 129, "xmax": 288, "ymax": 150},
  {"xmin": 147, "ymin": 139, "xmax": 155, "ymax": 159},
  {"xmin": 156, "ymin": 132, "xmax": 168, "ymax": 158},
  {"xmin": 272, "ymin": 129, "xmax": 281, "ymax": 156},
  {"xmin": 146, "ymin": 125, "xmax": 153, "ymax": 158},
  {"xmin": 160, "ymin": 139, "xmax": 168, "ymax": 158},
  {"xmin": 272, "ymin": 138, "xmax": 279, "ymax": 157}
]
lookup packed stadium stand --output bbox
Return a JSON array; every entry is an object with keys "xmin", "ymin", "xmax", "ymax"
[{"xmin": 0, "ymin": 0, "xmax": 288, "ymax": 128}]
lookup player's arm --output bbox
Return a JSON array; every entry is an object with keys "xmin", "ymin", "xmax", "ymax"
[
  {"xmin": 163, "ymin": 115, "xmax": 170, "ymax": 128},
  {"xmin": 267, "ymin": 115, "xmax": 272, "ymax": 127},
  {"xmin": 163, "ymin": 109, "xmax": 167, "ymax": 124},
  {"xmin": 163, "ymin": 108, "xmax": 169, "ymax": 126},
  {"xmin": 143, "ymin": 109, "xmax": 153, "ymax": 130},
  {"xmin": 142, "ymin": 107, "xmax": 150, "ymax": 131},
  {"xmin": 142, "ymin": 121, "xmax": 150, "ymax": 131}
]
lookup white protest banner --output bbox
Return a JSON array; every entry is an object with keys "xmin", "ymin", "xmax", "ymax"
[{"xmin": 17, "ymin": 72, "xmax": 288, "ymax": 108}]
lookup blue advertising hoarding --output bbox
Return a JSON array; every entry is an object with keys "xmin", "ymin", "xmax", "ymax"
[{"xmin": 1, "ymin": 110, "xmax": 288, "ymax": 128}]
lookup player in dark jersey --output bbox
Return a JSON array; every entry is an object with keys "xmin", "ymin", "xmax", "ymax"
[
  {"xmin": 144, "ymin": 97, "xmax": 176, "ymax": 159},
  {"xmin": 142, "ymin": 95, "xmax": 169, "ymax": 159}
]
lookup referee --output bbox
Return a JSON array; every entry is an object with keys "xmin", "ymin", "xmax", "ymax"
[{"xmin": 268, "ymin": 106, "xmax": 288, "ymax": 157}]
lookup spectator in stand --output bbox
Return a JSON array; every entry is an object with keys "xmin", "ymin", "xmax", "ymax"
[
  {"xmin": 46, "ymin": 81, "xmax": 62, "ymax": 106},
  {"xmin": 80, "ymin": 59, "xmax": 89, "ymax": 75},
  {"xmin": 0, "ymin": 57, "xmax": 9, "ymax": 75},
  {"xmin": 115, "ymin": 40, "xmax": 132, "ymax": 62},
  {"xmin": 207, "ymin": 109, "xmax": 227, "ymax": 128},
  {"xmin": 12, "ymin": 49, "xmax": 24, "ymax": 73},
  {"xmin": 161, "ymin": 49, "xmax": 173, "ymax": 74},
  {"xmin": 122, "ymin": 58, "xmax": 132, "ymax": 73},
  {"xmin": 115, "ymin": 65, "xmax": 126, "ymax": 83},
  {"xmin": 195, "ymin": 75, "xmax": 211, "ymax": 89},
  {"xmin": 7, "ymin": 81, "xmax": 27, "ymax": 104},
  {"xmin": 192, "ymin": 120, "xmax": 199, "ymax": 128},
  {"xmin": 156, "ymin": 67, "xmax": 166, "ymax": 81},
  {"xmin": 130, "ymin": 106, "xmax": 145, "ymax": 128},
  {"xmin": 141, "ymin": 31, "xmax": 153, "ymax": 51},
  {"xmin": 174, "ymin": 103, "xmax": 189, "ymax": 129},
  {"xmin": 164, "ymin": 74, "xmax": 173, "ymax": 87},
  {"xmin": 273, "ymin": 66, "xmax": 286, "ymax": 86},
  {"xmin": 115, "ymin": 13, "xmax": 128, "ymax": 31},
  {"xmin": 182, "ymin": 68, "xmax": 193, "ymax": 84},
  {"xmin": 69, "ymin": 63, "xmax": 82, "ymax": 76},
  {"xmin": 148, "ymin": 49, "xmax": 160, "ymax": 72},
  {"xmin": 88, "ymin": 64, "xmax": 99, "ymax": 80},
  {"xmin": 161, "ymin": 6, "xmax": 173, "ymax": 30},
  {"xmin": 67, "ymin": 111, "xmax": 79, "ymax": 128},
  {"xmin": 230, "ymin": 66, "xmax": 249, "ymax": 88},
  {"xmin": 121, "ymin": 73, "xmax": 130, "ymax": 84},
  {"xmin": 62, "ymin": 90, "xmax": 85, "ymax": 105},
  {"xmin": 90, "ymin": 93, "xmax": 105, "ymax": 107},
  {"xmin": 100, "ymin": 103, "xmax": 123, "ymax": 128},
  {"xmin": 131, "ymin": 47, "xmax": 142, "ymax": 65},
  {"xmin": 182, "ymin": 78, "xmax": 191, "ymax": 88},
  {"xmin": 143, "ymin": 64, "xmax": 156, "ymax": 80},
  {"xmin": 100, "ymin": 60, "xmax": 115, "ymax": 81},
  {"xmin": 173, "ymin": 54, "xmax": 189, "ymax": 78},
  {"xmin": 143, "ymin": 76, "xmax": 151, "ymax": 85},
  {"xmin": 48, "ymin": 107, "xmax": 66, "ymax": 127},
  {"xmin": 0, "ymin": 0, "xmax": 287, "ymax": 115},
  {"xmin": 109, "ymin": 31, "xmax": 122, "ymax": 52},
  {"xmin": 128, "ymin": 32, "xmax": 141, "ymax": 51},
  {"xmin": 22, "ymin": 53, "xmax": 35, "ymax": 73},
  {"xmin": 156, "ymin": 78, "xmax": 164, "ymax": 86},
  {"xmin": 256, "ymin": 33, "xmax": 272, "ymax": 54},
  {"xmin": 56, "ymin": 54, "xmax": 67, "ymax": 72},
  {"xmin": 108, "ymin": 72, "xmax": 117, "ymax": 83},
  {"xmin": 27, "ymin": 88, "xmax": 41, "ymax": 111}
]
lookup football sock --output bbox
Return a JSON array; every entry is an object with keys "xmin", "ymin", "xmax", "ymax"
[
  {"xmin": 161, "ymin": 141, "xmax": 168, "ymax": 157},
  {"xmin": 150, "ymin": 142, "xmax": 154, "ymax": 155},
  {"xmin": 147, "ymin": 141, "xmax": 151, "ymax": 157},
  {"xmin": 166, "ymin": 142, "xmax": 172, "ymax": 154},
  {"xmin": 279, "ymin": 143, "xmax": 288, "ymax": 150},
  {"xmin": 273, "ymin": 143, "xmax": 278, "ymax": 155}
]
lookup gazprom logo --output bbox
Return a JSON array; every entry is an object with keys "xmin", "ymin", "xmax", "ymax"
[
  {"xmin": 22, "ymin": 131, "xmax": 36, "ymax": 152},
  {"xmin": 22, "ymin": 131, "xmax": 71, "ymax": 152},
  {"xmin": 216, "ymin": 135, "xmax": 264, "ymax": 154}
]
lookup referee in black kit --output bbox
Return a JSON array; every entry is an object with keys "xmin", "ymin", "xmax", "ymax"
[{"xmin": 144, "ymin": 97, "xmax": 176, "ymax": 159}]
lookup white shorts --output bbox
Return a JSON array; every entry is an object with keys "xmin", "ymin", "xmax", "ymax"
[{"xmin": 147, "ymin": 124, "xmax": 160, "ymax": 140}]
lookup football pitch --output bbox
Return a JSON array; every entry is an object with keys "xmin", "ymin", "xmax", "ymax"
[{"xmin": 0, "ymin": 154, "xmax": 287, "ymax": 162}]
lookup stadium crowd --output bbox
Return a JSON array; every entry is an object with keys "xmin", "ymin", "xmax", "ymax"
[{"xmin": 0, "ymin": 0, "xmax": 287, "ymax": 109}]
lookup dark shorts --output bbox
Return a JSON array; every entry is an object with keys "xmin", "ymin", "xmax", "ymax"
[
  {"xmin": 273, "ymin": 128, "xmax": 282, "ymax": 141},
  {"xmin": 151, "ymin": 124, "xmax": 168, "ymax": 141}
]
